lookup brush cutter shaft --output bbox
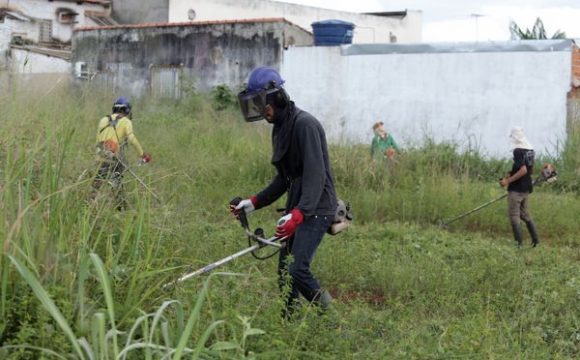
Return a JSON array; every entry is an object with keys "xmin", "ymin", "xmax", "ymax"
[
  {"xmin": 165, "ymin": 198, "xmax": 285, "ymax": 289},
  {"xmin": 167, "ymin": 235, "xmax": 281, "ymax": 287},
  {"xmin": 245, "ymin": 229, "xmax": 282, "ymax": 247},
  {"xmin": 175, "ymin": 243, "xmax": 261, "ymax": 283},
  {"xmin": 116, "ymin": 157, "xmax": 162, "ymax": 202},
  {"xmin": 443, "ymin": 193, "xmax": 507, "ymax": 227},
  {"xmin": 442, "ymin": 164, "xmax": 557, "ymax": 227}
]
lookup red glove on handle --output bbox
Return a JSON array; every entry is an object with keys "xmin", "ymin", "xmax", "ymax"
[
  {"xmin": 275, "ymin": 208, "xmax": 304, "ymax": 239},
  {"xmin": 142, "ymin": 153, "xmax": 152, "ymax": 163}
]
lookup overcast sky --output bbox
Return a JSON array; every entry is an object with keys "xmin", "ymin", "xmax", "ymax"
[{"xmin": 275, "ymin": 0, "xmax": 580, "ymax": 42}]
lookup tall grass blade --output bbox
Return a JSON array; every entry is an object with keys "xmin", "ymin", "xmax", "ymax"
[
  {"xmin": 118, "ymin": 343, "xmax": 193, "ymax": 359},
  {"xmin": 89, "ymin": 253, "xmax": 120, "ymax": 358},
  {"xmin": 122, "ymin": 311, "xmax": 151, "ymax": 359},
  {"xmin": 191, "ymin": 320, "xmax": 226, "ymax": 359},
  {"xmin": 172, "ymin": 273, "xmax": 242, "ymax": 360},
  {"xmin": 91, "ymin": 312, "xmax": 106, "ymax": 360},
  {"xmin": 149, "ymin": 300, "xmax": 180, "ymax": 345},
  {"xmin": 0, "ymin": 345, "xmax": 70, "ymax": 360},
  {"xmin": 78, "ymin": 338, "xmax": 95, "ymax": 360},
  {"xmin": 8, "ymin": 255, "xmax": 86, "ymax": 360}
]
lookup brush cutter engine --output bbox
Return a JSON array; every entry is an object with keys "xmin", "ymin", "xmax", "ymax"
[
  {"xmin": 328, "ymin": 199, "xmax": 353, "ymax": 235},
  {"xmin": 539, "ymin": 163, "xmax": 557, "ymax": 184}
]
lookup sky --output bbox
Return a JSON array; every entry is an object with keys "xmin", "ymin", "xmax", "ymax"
[{"xmin": 275, "ymin": 0, "xmax": 580, "ymax": 42}]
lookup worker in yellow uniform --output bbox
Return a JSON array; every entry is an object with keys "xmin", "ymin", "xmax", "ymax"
[{"xmin": 91, "ymin": 96, "xmax": 151, "ymax": 209}]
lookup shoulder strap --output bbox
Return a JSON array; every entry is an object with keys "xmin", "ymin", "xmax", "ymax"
[
  {"xmin": 99, "ymin": 115, "xmax": 123, "ymax": 147},
  {"xmin": 99, "ymin": 115, "xmax": 117, "ymax": 134},
  {"xmin": 524, "ymin": 149, "xmax": 535, "ymax": 169}
]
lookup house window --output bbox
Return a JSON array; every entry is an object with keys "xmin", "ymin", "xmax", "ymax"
[
  {"xmin": 57, "ymin": 8, "xmax": 78, "ymax": 24},
  {"xmin": 74, "ymin": 62, "xmax": 89, "ymax": 79},
  {"xmin": 39, "ymin": 20, "xmax": 52, "ymax": 43}
]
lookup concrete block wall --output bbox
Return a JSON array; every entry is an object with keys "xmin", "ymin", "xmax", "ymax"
[
  {"xmin": 282, "ymin": 43, "xmax": 572, "ymax": 157},
  {"xmin": 72, "ymin": 20, "xmax": 312, "ymax": 97}
]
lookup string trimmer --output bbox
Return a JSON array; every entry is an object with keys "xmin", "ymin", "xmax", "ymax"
[
  {"xmin": 441, "ymin": 163, "xmax": 557, "ymax": 228},
  {"xmin": 162, "ymin": 197, "xmax": 285, "ymax": 290}
]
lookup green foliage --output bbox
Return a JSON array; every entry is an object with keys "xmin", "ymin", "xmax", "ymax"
[
  {"xmin": 0, "ymin": 89, "xmax": 579, "ymax": 359},
  {"xmin": 211, "ymin": 84, "xmax": 238, "ymax": 111},
  {"xmin": 510, "ymin": 17, "xmax": 567, "ymax": 40}
]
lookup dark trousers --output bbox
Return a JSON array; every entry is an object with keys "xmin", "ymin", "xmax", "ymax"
[
  {"xmin": 90, "ymin": 160, "xmax": 126, "ymax": 209},
  {"xmin": 278, "ymin": 214, "xmax": 333, "ymax": 314},
  {"xmin": 507, "ymin": 191, "xmax": 539, "ymax": 246}
]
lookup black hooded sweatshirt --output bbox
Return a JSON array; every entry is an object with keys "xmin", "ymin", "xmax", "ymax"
[{"xmin": 255, "ymin": 102, "xmax": 337, "ymax": 217}]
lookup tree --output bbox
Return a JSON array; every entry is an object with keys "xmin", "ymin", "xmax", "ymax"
[{"xmin": 509, "ymin": 18, "xmax": 566, "ymax": 40}]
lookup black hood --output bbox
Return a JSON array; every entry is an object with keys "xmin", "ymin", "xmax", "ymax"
[{"xmin": 271, "ymin": 101, "xmax": 297, "ymax": 165}]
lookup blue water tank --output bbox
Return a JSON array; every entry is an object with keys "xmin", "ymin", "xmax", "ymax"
[{"xmin": 311, "ymin": 19, "xmax": 355, "ymax": 46}]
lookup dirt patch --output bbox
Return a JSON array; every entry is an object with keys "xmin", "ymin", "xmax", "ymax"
[{"xmin": 329, "ymin": 288, "xmax": 387, "ymax": 307}]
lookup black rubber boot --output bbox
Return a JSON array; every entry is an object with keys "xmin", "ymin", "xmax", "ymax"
[
  {"xmin": 511, "ymin": 223, "xmax": 523, "ymax": 247},
  {"xmin": 524, "ymin": 220, "xmax": 540, "ymax": 247},
  {"xmin": 313, "ymin": 289, "xmax": 333, "ymax": 310}
]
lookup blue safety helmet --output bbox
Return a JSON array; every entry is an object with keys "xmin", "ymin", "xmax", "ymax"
[
  {"xmin": 112, "ymin": 96, "xmax": 132, "ymax": 115},
  {"xmin": 238, "ymin": 67, "xmax": 288, "ymax": 122},
  {"xmin": 246, "ymin": 67, "xmax": 285, "ymax": 94}
]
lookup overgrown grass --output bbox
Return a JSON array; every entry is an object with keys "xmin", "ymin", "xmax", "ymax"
[{"xmin": 0, "ymin": 85, "xmax": 579, "ymax": 359}]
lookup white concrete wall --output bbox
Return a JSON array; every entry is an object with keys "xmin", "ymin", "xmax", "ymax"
[
  {"xmin": 0, "ymin": 22, "xmax": 10, "ymax": 68},
  {"xmin": 1, "ymin": 17, "xmax": 39, "ymax": 43},
  {"xmin": 10, "ymin": 48, "xmax": 70, "ymax": 74},
  {"xmin": 281, "ymin": 46, "xmax": 571, "ymax": 157},
  {"xmin": 8, "ymin": 0, "xmax": 109, "ymax": 42},
  {"xmin": 169, "ymin": 0, "xmax": 422, "ymax": 43}
]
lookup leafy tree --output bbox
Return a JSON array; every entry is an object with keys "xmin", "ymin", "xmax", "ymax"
[{"xmin": 509, "ymin": 17, "xmax": 566, "ymax": 40}]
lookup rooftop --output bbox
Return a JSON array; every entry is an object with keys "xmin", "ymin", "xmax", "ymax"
[
  {"xmin": 55, "ymin": 0, "xmax": 111, "ymax": 5},
  {"xmin": 75, "ymin": 17, "xmax": 310, "ymax": 33},
  {"xmin": 341, "ymin": 39, "xmax": 576, "ymax": 56},
  {"xmin": 10, "ymin": 45, "xmax": 71, "ymax": 60},
  {"xmin": 363, "ymin": 10, "xmax": 409, "ymax": 18}
]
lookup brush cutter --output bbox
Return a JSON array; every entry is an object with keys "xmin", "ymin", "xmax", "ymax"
[
  {"xmin": 441, "ymin": 163, "xmax": 557, "ymax": 228},
  {"xmin": 116, "ymin": 157, "xmax": 162, "ymax": 202},
  {"xmin": 162, "ymin": 198, "xmax": 286, "ymax": 290}
]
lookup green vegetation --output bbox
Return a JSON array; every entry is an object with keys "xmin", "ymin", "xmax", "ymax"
[
  {"xmin": 0, "ymin": 85, "xmax": 579, "ymax": 359},
  {"xmin": 509, "ymin": 18, "xmax": 567, "ymax": 40}
]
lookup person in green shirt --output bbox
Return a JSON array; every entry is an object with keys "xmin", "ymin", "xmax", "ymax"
[{"xmin": 370, "ymin": 121, "xmax": 399, "ymax": 160}]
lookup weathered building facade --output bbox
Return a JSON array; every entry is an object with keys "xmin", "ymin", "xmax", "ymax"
[
  {"xmin": 168, "ymin": 0, "xmax": 422, "ymax": 44},
  {"xmin": 72, "ymin": 18, "xmax": 312, "ymax": 97},
  {"xmin": 111, "ymin": 0, "xmax": 168, "ymax": 24},
  {"xmin": 0, "ymin": 0, "xmax": 113, "ymax": 45},
  {"xmin": 106, "ymin": 0, "xmax": 422, "ymax": 44},
  {"xmin": 0, "ymin": 0, "xmax": 114, "ymax": 74}
]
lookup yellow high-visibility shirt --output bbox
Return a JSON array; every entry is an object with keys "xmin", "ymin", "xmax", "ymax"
[{"xmin": 96, "ymin": 113, "xmax": 144, "ymax": 158}]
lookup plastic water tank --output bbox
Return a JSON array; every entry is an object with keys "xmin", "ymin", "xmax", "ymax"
[{"xmin": 311, "ymin": 19, "xmax": 355, "ymax": 46}]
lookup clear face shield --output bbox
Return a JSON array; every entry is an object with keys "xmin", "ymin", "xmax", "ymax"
[
  {"xmin": 112, "ymin": 105, "xmax": 132, "ymax": 118},
  {"xmin": 237, "ymin": 90, "xmax": 267, "ymax": 122},
  {"xmin": 237, "ymin": 85, "xmax": 283, "ymax": 122}
]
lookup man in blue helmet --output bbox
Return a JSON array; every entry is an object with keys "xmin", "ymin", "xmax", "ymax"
[
  {"xmin": 91, "ymin": 96, "xmax": 151, "ymax": 209},
  {"xmin": 231, "ymin": 67, "xmax": 337, "ymax": 317}
]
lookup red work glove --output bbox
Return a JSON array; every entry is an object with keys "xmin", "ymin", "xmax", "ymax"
[
  {"xmin": 142, "ymin": 153, "xmax": 152, "ymax": 163},
  {"xmin": 275, "ymin": 208, "xmax": 304, "ymax": 239},
  {"xmin": 230, "ymin": 196, "xmax": 258, "ymax": 218}
]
